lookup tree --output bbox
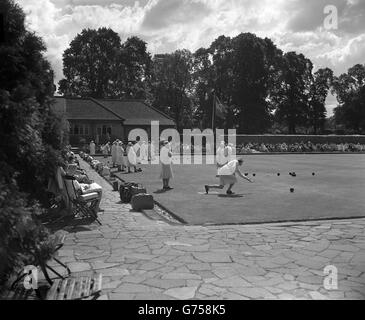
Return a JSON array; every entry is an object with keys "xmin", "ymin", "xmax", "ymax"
[
  {"xmin": 59, "ymin": 28, "xmax": 122, "ymax": 98},
  {"xmin": 59, "ymin": 30, "xmax": 152, "ymax": 100},
  {"xmin": 332, "ymin": 64, "xmax": 365, "ymax": 133},
  {"xmin": 119, "ymin": 36, "xmax": 152, "ymax": 99},
  {"xmin": 230, "ymin": 33, "xmax": 283, "ymax": 133},
  {"xmin": 0, "ymin": 0, "xmax": 65, "ymax": 285},
  {"xmin": 192, "ymin": 33, "xmax": 283, "ymax": 133},
  {"xmin": 151, "ymin": 50, "xmax": 195, "ymax": 130},
  {"xmin": 192, "ymin": 47, "xmax": 215, "ymax": 129},
  {"xmin": 272, "ymin": 52, "xmax": 313, "ymax": 134},
  {"xmin": 208, "ymin": 35, "xmax": 235, "ymax": 130},
  {"xmin": 308, "ymin": 68, "xmax": 334, "ymax": 134}
]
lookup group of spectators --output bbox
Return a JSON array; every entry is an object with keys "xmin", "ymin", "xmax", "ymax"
[
  {"xmin": 47, "ymin": 147, "xmax": 103, "ymax": 218},
  {"xmin": 237, "ymin": 142, "xmax": 365, "ymax": 154},
  {"xmin": 84, "ymin": 140, "xmax": 365, "ymax": 156}
]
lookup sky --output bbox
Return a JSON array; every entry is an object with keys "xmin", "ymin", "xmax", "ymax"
[{"xmin": 17, "ymin": 0, "xmax": 365, "ymax": 116}]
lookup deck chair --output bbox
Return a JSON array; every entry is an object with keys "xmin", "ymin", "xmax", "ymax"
[
  {"xmin": 44, "ymin": 273, "xmax": 102, "ymax": 300},
  {"xmin": 63, "ymin": 175, "xmax": 102, "ymax": 225},
  {"xmin": 10, "ymin": 234, "xmax": 71, "ymax": 292},
  {"xmin": 7, "ymin": 234, "xmax": 102, "ymax": 301},
  {"xmin": 7, "ymin": 267, "xmax": 102, "ymax": 300}
]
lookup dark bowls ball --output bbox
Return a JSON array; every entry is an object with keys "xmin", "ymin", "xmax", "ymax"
[{"xmin": 290, "ymin": 188, "xmax": 294, "ymax": 193}]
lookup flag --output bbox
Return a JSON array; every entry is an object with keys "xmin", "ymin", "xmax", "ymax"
[{"xmin": 214, "ymin": 96, "xmax": 228, "ymax": 120}]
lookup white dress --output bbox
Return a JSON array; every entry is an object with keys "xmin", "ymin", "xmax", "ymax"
[
  {"xmin": 116, "ymin": 145, "xmax": 124, "ymax": 166},
  {"xmin": 127, "ymin": 146, "xmax": 137, "ymax": 166},
  {"xmin": 160, "ymin": 146, "xmax": 173, "ymax": 179},
  {"xmin": 90, "ymin": 143, "xmax": 95, "ymax": 155},
  {"xmin": 111, "ymin": 144, "xmax": 117, "ymax": 164}
]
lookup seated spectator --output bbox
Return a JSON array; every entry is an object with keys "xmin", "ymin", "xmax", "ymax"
[
  {"xmin": 234, "ymin": 141, "xmax": 364, "ymax": 154},
  {"xmin": 259, "ymin": 143, "xmax": 268, "ymax": 152},
  {"xmin": 66, "ymin": 164, "xmax": 103, "ymax": 213}
]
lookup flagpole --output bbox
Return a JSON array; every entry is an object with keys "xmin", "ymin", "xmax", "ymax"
[
  {"xmin": 212, "ymin": 91, "xmax": 215, "ymax": 131},
  {"xmin": 212, "ymin": 91, "xmax": 216, "ymax": 156}
]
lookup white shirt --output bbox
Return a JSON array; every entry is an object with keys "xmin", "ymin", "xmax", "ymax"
[
  {"xmin": 160, "ymin": 146, "xmax": 172, "ymax": 165},
  {"xmin": 127, "ymin": 146, "xmax": 137, "ymax": 165},
  {"xmin": 216, "ymin": 147, "xmax": 227, "ymax": 166},
  {"xmin": 218, "ymin": 160, "xmax": 238, "ymax": 176}
]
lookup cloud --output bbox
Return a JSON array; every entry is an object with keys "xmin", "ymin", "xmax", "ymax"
[
  {"xmin": 285, "ymin": 0, "xmax": 365, "ymax": 36},
  {"xmin": 15, "ymin": 0, "xmax": 365, "ymax": 114},
  {"xmin": 142, "ymin": 0, "xmax": 212, "ymax": 30},
  {"xmin": 316, "ymin": 33, "xmax": 365, "ymax": 75}
]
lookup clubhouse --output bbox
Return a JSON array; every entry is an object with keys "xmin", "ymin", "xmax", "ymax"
[{"xmin": 52, "ymin": 97, "xmax": 176, "ymax": 145}]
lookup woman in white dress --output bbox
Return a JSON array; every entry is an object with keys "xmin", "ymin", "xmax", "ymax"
[
  {"xmin": 64, "ymin": 164, "xmax": 103, "ymax": 213},
  {"xmin": 102, "ymin": 143, "xmax": 108, "ymax": 158},
  {"xmin": 160, "ymin": 141, "xmax": 173, "ymax": 190},
  {"xmin": 89, "ymin": 141, "xmax": 96, "ymax": 155},
  {"xmin": 115, "ymin": 141, "xmax": 124, "ymax": 172},
  {"xmin": 126, "ymin": 142, "xmax": 138, "ymax": 173},
  {"xmin": 111, "ymin": 141, "xmax": 117, "ymax": 167},
  {"xmin": 205, "ymin": 158, "xmax": 253, "ymax": 195}
]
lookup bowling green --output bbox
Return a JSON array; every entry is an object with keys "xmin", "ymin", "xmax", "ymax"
[{"xmin": 107, "ymin": 154, "xmax": 365, "ymax": 225}]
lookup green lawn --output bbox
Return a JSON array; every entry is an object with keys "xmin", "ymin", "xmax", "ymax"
[{"xmin": 98, "ymin": 154, "xmax": 365, "ymax": 225}]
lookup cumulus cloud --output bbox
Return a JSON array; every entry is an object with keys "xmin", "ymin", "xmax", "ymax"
[
  {"xmin": 15, "ymin": 0, "xmax": 365, "ymax": 114},
  {"xmin": 142, "ymin": 0, "xmax": 211, "ymax": 30}
]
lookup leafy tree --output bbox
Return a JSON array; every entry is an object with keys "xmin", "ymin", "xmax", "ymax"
[
  {"xmin": 59, "ymin": 30, "xmax": 152, "ymax": 100},
  {"xmin": 332, "ymin": 64, "xmax": 365, "ymax": 133},
  {"xmin": 272, "ymin": 52, "xmax": 313, "ymax": 134},
  {"xmin": 151, "ymin": 50, "xmax": 195, "ymax": 130},
  {"xmin": 230, "ymin": 33, "xmax": 283, "ymax": 133},
  {"xmin": 0, "ymin": 0, "xmax": 64, "ymax": 286},
  {"xmin": 308, "ymin": 68, "xmax": 334, "ymax": 134},
  {"xmin": 59, "ymin": 28, "xmax": 122, "ymax": 98},
  {"xmin": 192, "ymin": 47, "xmax": 215, "ymax": 129},
  {"xmin": 119, "ymin": 36, "xmax": 152, "ymax": 99},
  {"xmin": 192, "ymin": 33, "xmax": 283, "ymax": 133},
  {"xmin": 208, "ymin": 35, "xmax": 235, "ymax": 130}
]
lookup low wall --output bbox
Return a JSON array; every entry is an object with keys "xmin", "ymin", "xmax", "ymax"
[{"xmin": 226, "ymin": 135, "xmax": 365, "ymax": 145}]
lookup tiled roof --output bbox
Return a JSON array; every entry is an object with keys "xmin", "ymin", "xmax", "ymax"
[
  {"xmin": 97, "ymin": 99, "xmax": 175, "ymax": 126},
  {"xmin": 53, "ymin": 97, "xmax": 121, "ymax": 120},
  {"xmin": 52, "ymin": 97, "xmax": 175, "ymax": 126}
]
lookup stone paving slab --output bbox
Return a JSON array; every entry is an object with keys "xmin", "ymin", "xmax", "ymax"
[{"xmin": 56, "ymin": 158, "xmax": 365, "ymax": 300}]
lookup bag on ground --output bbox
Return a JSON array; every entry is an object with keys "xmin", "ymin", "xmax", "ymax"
[
  {"xmin": 101, "ymin": 166, "xmax": 110, "ymax": 177},
  {"xmin": 130, "ymin": 184, "xmax": 147, "ymax": 197},
  {"xmin": 131, "ymin": 194, "xmax": 154, "ymax": 211},
  {"xmin": 119, "ymin": 182, "xmax": 137, "ymax": 203},
  {"xmin": 112, "ymin": 180, "xmax": 119, "ymax": 192}
]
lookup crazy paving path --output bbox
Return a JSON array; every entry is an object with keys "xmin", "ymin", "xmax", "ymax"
[{"xmin": 56, "ymin": 157, "xmax": 365, "ymax": 300}]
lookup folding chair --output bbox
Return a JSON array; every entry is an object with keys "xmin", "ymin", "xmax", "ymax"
[
  {"xmin": 38, "ymin": 254, "xmax": 102, "ymax": 300},
  {"xmin": 8, "ymin": 266, "xmax": 102, "ymax": 300},
  {"xmin": 44, "ymin": 273, "xmax": 103, "ymax": 300},
  {"xmin": 63, "ymin": 176, "xmax": 102, "ymax": 225},
  {"xmin": 10, "ymin": 234, "xmax": 71, "ymax": 292}
]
